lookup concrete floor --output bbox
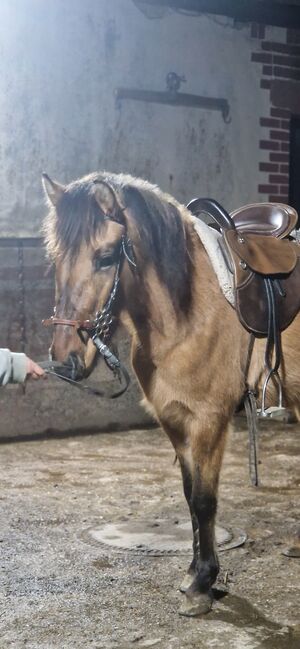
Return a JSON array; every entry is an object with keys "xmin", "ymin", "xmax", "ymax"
[{"xmin": 0, "ymin": 418, "xmax": 299, "ymax": 649}]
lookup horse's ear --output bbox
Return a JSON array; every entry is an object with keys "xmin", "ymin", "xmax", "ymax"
[
  {"xmin": 93, "ymin": 180, "xmax": 119, "ymax": 217},
  {"xmin": 42, "ymin": 173, "xmax": 65, "ymax": 207}
]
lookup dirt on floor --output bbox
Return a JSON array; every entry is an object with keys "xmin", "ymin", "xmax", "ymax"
[{"xmin": 0, "ymin": 417, "xmax": 299, "ymax": 649}]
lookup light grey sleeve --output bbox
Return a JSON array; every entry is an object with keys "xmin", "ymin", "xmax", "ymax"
[{"xmin": 0, "ymin": 349, "xmax": 27, "ymax": 385}]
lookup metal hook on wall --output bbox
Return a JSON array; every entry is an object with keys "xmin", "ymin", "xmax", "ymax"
[{"xmin": 115, "ymin": 72, "xmax": 230, "ymax": 123}]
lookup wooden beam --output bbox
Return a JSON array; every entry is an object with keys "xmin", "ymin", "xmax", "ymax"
[{"xmin": 142, "ymin": 1, "xmax": 300, "ymax": 29}]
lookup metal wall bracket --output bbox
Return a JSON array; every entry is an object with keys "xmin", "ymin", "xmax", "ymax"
[{"xmin": 115, "ymin": 72, "xmax": 230, "ymax": 123}]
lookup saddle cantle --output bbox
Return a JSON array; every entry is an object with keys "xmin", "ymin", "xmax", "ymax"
[
  {"xmin": 231, "ymin": 202, "xmax": 297, "ymax": 238},
  {"xmin": 187, "ymin": 199, "xmax": 300, "ymax": 336}
]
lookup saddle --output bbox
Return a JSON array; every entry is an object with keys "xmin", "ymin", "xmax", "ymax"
[{"xmin": 187, "ymin": 199, "xmax": 300, "ymax": 336}]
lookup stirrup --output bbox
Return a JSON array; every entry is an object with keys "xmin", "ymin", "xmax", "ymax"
[
  {"xmin": 258, "ymin": 370, "xmax": 293, "ymax": 421},
  {"xmin": 260, "ymin": 368, "xmax": 282, "ymax": 417},
  {"xmin": 259, "ymin": 406, "xmax": 295, "ymax": 422}
]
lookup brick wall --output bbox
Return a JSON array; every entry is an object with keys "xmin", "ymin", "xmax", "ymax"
[{"xmin": 251, "ymin": 26, "xmax": 300, "ymax": 203}]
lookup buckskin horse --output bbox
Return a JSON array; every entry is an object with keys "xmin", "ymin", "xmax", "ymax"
[{"xmin": 42, "ymin": 171, "xmax": 300, "ymax": 617}]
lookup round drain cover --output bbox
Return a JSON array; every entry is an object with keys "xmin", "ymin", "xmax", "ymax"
[{"xmin": 87, "ymin": 518, "xmax": 246, "ymax": 555}]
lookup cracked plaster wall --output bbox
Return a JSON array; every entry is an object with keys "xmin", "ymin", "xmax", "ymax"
[{"xmin": 0, "ymin": 0, "xmax": 277, "ymax": 237}]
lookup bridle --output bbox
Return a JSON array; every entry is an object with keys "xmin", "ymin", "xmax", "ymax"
[{"xmin": 42, "ymin": 232, "xmax": 136, "ymax": 399}]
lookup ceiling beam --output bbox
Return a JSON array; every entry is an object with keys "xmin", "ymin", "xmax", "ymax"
[{"xmin": 141, "ymin": 1, "xmax": 300, "ymax": 29}]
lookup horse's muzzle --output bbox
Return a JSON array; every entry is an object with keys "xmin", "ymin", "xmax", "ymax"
[{"xmin": 52, "ymin": 352, "xmax": 86, "ymax": 381}]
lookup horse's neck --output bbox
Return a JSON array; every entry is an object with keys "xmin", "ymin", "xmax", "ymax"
[
  {"xmin": 121, "ymin": 268, "xmax": 184, "ymax": 361},
  {"xmin": 121, "ymin": 224, "xmax": 218, "ymax": 364}
]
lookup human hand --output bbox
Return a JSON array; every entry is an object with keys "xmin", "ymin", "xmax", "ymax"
[{"xmin": 26, "ymin": 357, "xmax": 45, "ymax": 379}]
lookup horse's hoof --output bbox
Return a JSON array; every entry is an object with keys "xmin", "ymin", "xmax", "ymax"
[
  {"xmin": 178, "ymin": 592, "xmax": 213, "ymax": 617},
  {"xmin": 179, "ymin": 572, "xmax": 195, "ymax": 593}
]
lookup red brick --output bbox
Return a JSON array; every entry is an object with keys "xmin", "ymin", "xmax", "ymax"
[
  {"xmin": 260, "ymin": 117, "xmax": 280, "ymax": 128},
  {"xmin": 280, "ymin": 164, "xmax": 289, "ymax": 174},
  {"xmin": 287, "ymin": 29, "xmax": 300, "ymax": 45},
  {"xmin": 280, "ymin": 185, "xmax": 289, "ymax": 193},
  {"xmin": 262, "ymin": 42, "xmax": 300, "ymax": 56},
  {"xmin": 274, "ymin": 66, "xmax": 300, "ymax": 81},
  {"xmin": 258, "ymin": 184, "xmax": 278, "ymax": 193},
  {"xmin": 281, "ymin": 119, "xmax": 290, "ymax": 130},
  {"xmin": 259, "ymin": 162, "xmax": 279, "ymax": 172},
  {"xmin": 260, "ymin": 140, "xmax": 280, "ymax": 150},
  {"xmin": 269, "ymin": 195, "xmax": 289, "ymax": 202},
  {"xmin": 271, "ymin": 79, "xmax": 300, "ymax": 116},
  {"xmin": 270, "ymin": 108, "xmax": 291, "ymax": 119},
  {"xmin": 269, "ymin": 174, "xmax": 289, "ymax": 184},
  {"xmin": 270, "ymin": 130, "xmax": 290, "ymax": 141},
  {"xmin": 262, "ymin": 65, "xmax": 272, "ymax": 75},
  {"xmin": 252, "ymin": 52, "xmax": 272, "ymax": 64},
  {"xmin": 269, "ymin": 152, "xmax": 289, "ymax": 162},
  {"xmin": 259, "ymin": 25, "xmax": 265, "ymax": 40},
  {"xmin": 281, "ymin": 142, "xmax": 290, "ymax": 152},
  {"xmin": 260, "ymin": 79, "xmax": 271, "ymax": 89},
  {"xmin": 273, "ymin": 54, "xmax": 300, "ymax": 68}
]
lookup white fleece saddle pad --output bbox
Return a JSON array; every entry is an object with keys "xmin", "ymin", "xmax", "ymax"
[{"xmin": 192, "ymin": 216, "xmax": 235, "ymax": 306}]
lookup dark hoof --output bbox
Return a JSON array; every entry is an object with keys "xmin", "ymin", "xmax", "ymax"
[{"xmin": 179, "ymin": 591, "xmax": 213, "ymax": 617}]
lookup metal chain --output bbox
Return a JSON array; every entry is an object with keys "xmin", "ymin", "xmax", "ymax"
[{"xmin": 17, "ymin": 241, "xmax": 27, "ymax": 353}]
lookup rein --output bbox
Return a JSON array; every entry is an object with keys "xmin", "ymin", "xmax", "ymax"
[{"xmin": 42, "ymin": 234, "xmax": 136, "ymax": 399}]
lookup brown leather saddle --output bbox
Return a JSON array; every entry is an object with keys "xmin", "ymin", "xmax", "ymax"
[{"xmin": 187, "ymin": 199, "xmax": 300, "ymax": 336}]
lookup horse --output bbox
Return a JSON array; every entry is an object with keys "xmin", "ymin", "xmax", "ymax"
[{"xmin": 42, "ymin": 171, "xmax": 300, "ymax": 617}]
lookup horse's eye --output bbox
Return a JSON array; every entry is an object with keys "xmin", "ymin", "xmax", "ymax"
[{"xmin": 94, "ymin": 253, "xmax": 115, "ymax": 272}]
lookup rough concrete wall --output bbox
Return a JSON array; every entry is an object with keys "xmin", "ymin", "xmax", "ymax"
[{"xmin": 0, "ymin": 0, "xmax": 282, "ymax": 238}]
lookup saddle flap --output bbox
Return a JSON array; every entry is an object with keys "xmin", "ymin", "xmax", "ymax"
[{"xmin": 224, "ymin": 230, "xmax": 297, "ymax": 275}]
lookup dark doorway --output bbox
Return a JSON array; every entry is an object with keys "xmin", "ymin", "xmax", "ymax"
[{"xmin": 289, "ymin": 116, "xmax": 300, "ymax": 226}]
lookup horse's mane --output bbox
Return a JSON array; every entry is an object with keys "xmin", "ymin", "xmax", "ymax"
[{"xmin": 44, "ymin": 172, "xmax": 193, "ymax": 312}]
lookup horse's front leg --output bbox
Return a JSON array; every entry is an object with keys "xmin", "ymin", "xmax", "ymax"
[
  {"xmin": 179, "ymin": 413, "xmax": 228, "ymax": 617},
  {"xmin": 160, "ymin": 409, "xmax": 226, "ymax": 615},
  {"xmin": 177, "ymin": 456, "xmax": 199, "ymax": 592}
]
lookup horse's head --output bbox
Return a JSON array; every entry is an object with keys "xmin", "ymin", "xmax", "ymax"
[
  {"xmin": 43, "ymin": 171, "xmax": 192, "ymax": 379},
  {"xmin": 42, "ymin": 174, "xmax": 131, "ymax": 379}
]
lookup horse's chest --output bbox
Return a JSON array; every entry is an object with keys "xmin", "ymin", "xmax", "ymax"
[{"xmin": 150, "ymin": 366, "xmax": 195, "ymax": 414}]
